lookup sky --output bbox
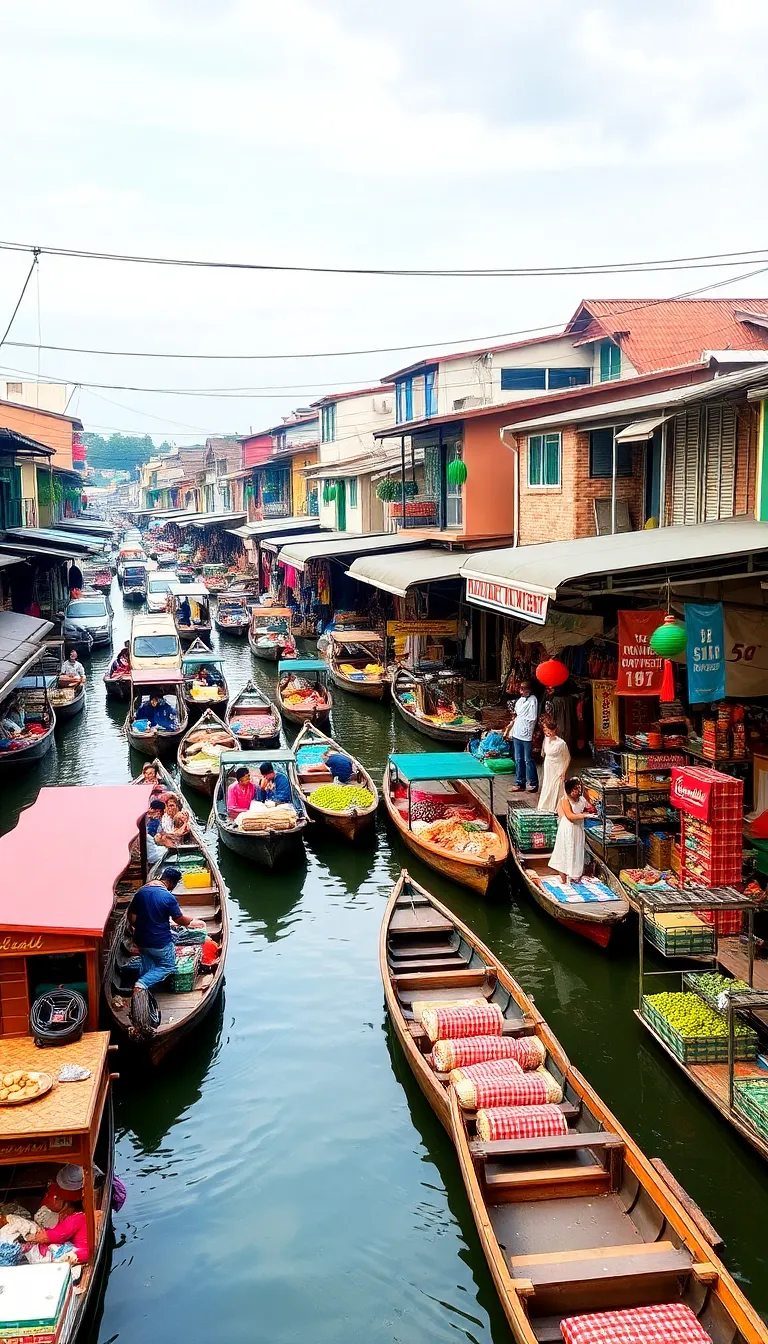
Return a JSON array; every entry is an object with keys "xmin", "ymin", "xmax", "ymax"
[{"xmin": 2, "ymin": 0, "xmax": 768, "ymax": 443}]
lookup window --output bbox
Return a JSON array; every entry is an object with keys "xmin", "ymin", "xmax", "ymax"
[
  {"xmin": 133, "ymin": 635, "xmax": 179, "ymax": 659},
  {"xmin": 348, "ymin": 477, "xmax": 358, "ymax": 508},
  {"xmin": 307, "ymin": 485, "xmax": 319, "ymax": 516},
  {"xmin": 6, "ymin": 382, "xmax": 22, "ymax": 397},
  {"xmin": 501, "ymin": 367, "xmax": 547, "ymax": 391},
  {"xmin": 599, "ymin": 340, "xmax": 621, "ymax": 382},
  {"xmin": 396, "ymin": 377, "xmax": 414, "ymax": 423},
  {"xmin": 424, "ymin": 369, "xmax": 437, "ymax": 417},
  {"xmin": 589, "ymin": 428, "xmax": 633, "ymax": 478},
  {"xmin": 528, "ymin": 433, "xmax": 561, "ymax": 487},
  {"xmin": 66, "ymin": 600, "xmax": 107, "ymax": 619},
  {"xmin": 320, "ymin": 404, "xmax": 336, "ymax": 442},
  {"xmin": 548, "ymin": 367, "xmax": 591, "ymax": 390}
]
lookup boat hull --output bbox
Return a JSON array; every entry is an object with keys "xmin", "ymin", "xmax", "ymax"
[
  {"xmin": 216, "ymin": 816, "xmax": 306, "ymax": 868},
  {"xmin": 0, "ymin": 723, "xmax": 56, "ymax": 769},
  {"xmin": 215, "ymin": 618, "xmax": 249, "ymax": 636},
  {"xmin": 126, "ymin": 726, "xmax": 185, "ymax": 759},
  {"xmin": 508, "ymin": 846, "xmax": 628, "ymax": 947},
  {"xmin": 278, "ymin": 699, "xmax": 332, "ymax": 727},
  {"xmin": 383, "ymin": 766, "xmax": 507, "ymax": 896},
  {"xmin": 392, "ymin": 690, "xmax": 479, "ymax": 744},
  {"xmin": 55, "ymin": 687, "xmax": 86, "ymax": 721},
  {"xmin": 249, "ymin": 637, "xmax": 281, "ymax": 661},
  {"xmin": 328, "ymin": 665, "xmax": 387, "ymax": 701},
  {"xmin": 104, "ymin": 674, "xmax": 131, "ymax": 701}
]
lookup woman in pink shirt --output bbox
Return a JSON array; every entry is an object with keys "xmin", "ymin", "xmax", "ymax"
[
  {"xmin": 33, "ymin": 1165, "xmax": 90, "ymax": 1265},
  {"xmin": 227, "ymin": 766, "xmax": 255, "ymax": 817}
]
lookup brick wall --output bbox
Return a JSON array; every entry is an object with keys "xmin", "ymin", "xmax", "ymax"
[{"xmin": 517, "ymin": 427, "xmax": 645, "ymax": 544}]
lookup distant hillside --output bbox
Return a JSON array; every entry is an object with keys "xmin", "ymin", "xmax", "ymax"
[{"xmin": 82, "ymin": 432, "xmax": 174, "ymax": 476}]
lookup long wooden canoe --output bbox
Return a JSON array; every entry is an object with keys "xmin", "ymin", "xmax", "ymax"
[
  {"xmin": 277, "ymin": 671, "xmax": 332, "ymax": 727},
  {"xmin": 391, "ymin": 666, "xmax": 480, "ymax": 745},
  {"xmin": 103, "ymin": 815, "xmax": 228, "ymax": 1066},
  {"xmin": 214, "ymin": 595, "xmax": 250, "ymax": 636},
  {"xmin": 226, "ymin": 679, "xmax": 281, "ymax": 748},
  {"xmin": 177, "ymin": 707, "xmax": 239, "ymax": 797},
  {"xmin": 293, "ymin": 721, "xmax": 378, "ymax": 841},
  {"xmin": 508, "ymin": 807, "xmax": 630, "ymax": 948},
  {"xmin": 0, "ymin": 683, "xmax": 56, "ymax": 771},
  {"xmin": 213, "ymin": 758, "xmax": 308, "ymax": 869},
  {"xmin": 325, "ymin": 629, "xmax": 388, "ymax": 701},
  {"xmin": 181, "ymin": 638, "xmax": 230, "ymax": 721},
  {"xmin": 125, "ymin": 676, "xmax": 188, "ymax": 759},
  {"xmin": 248, "ymin": 606, "xmax": 294, "ymax": 661},
  {"xmin": 382, "ymin": 872, "xmax": 768, "ymax": 1344},
  {"xmin": 382, "ymin": 761, "xmax": 508, "ymax": 895}
]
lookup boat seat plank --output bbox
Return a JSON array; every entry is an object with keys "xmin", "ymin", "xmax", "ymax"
[
  {"xmin": 389, "ymin": 910, "xmax": 454, "ymax": 933},
  {"xmin": 485, "ymin": 1162, "xmax": 608, "ymax": 1192},
  {"xmin": 509, "ymin": 1245, "xmax": 692, "ymax": 1291},
  {"xmin": 388, "ymin": 940, "xmax": 459, "ymax": 959},
  {"xmin": 390, "ymin": 956, "xmax": 470, "ymax": 974},
  {"xmin": 471, "ymin": 1132, "xmax": 623, "ymax": 1160}
]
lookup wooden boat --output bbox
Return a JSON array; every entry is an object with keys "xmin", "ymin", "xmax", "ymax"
[
  {"xmin": 277, "ymin": 658, "xmax": 332, "ymax": 727},
  {"xmin": 181, "ymin": 639, "xmax": 230, "ymax": 721},
  {"xmin": 52, "ymin": 678, "xmax": 86, "ymax": 722},
  {"xmin": 91, "ymin": 568, "xmax": 114, "ymax": 593},
  {"xmin": 383, "ymin": 753, "xmax": 508, "ymax": 896},
  {"xmin": 248, "ymin": 605, "xmax": 294, "ymax": 661},
  {"xmin": 0, "ymin": 1032, "xmax": 116, "ymax": 1344},
  {"xmin": 0, "ymin": 676, "xmax": 56, "ymax": 771},
  {"xmin": 177, "ymin": 707, "xmax": 239, "ymax": 797},
  {"xmin": 170, "ymin": 582, "xmax": 212, "ymax": 645},
  {"xmin": 103, "ymin": 828, "xmax": 228, "ymax": 1065},
  {"xmin": 324, "ymin": 629, "xmax": 388, "ymax": 700},
  {"xmin": 214, "ymin": 593, "xmax": 251, "ymax": 636},
  {"xmin": 293, "ymin": 721, "xmax": 378, "ymax": 841},
  {"xmin": 125, "ymin": 668, "xmax": 188, "ymax": 758},
  {"xmin": 381, "ymin": 872, "xmax": 768, "ymax": 1344},
  {"xmin": 226, "ymin": 679, "xmax": 281, "ymax": 748},
  {"xmin": 104, "ymin": 667, "xmax": 132, "ymax": 701},
  {"xmin": 213, "ymin": 748, "xmax": 307, "ymax": 869},
  {"xmin": 508, "ymin": 803, "xmax": 630, "ymax": 948},
  {"xmin": 391, "ymin": 665, "xmax": 480, "ymax": 745}
]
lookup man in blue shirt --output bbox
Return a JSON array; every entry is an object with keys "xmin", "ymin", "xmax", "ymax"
[
  {"xmin": 128, "ymin": 868, "xmax": 204, "ymax": 993},
  {"xmin": 322, "ymin": 748, "xmax": 353, "ymax": 783},
  {"xmin": 254, "ymin": 762, "xmax": 293, "ymax": 804},
  {"xmin": 141, "ymin": 694, "xmax": 179, "ymax": 731}
]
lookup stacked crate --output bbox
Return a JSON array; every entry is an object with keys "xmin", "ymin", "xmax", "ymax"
[
  {"xmin": 672, "ymin": 765, "xmax": 743, "ymax": 891},
  {"xmin": 508, "ymin": 808, "xmax": 558, "ymax": 852}
]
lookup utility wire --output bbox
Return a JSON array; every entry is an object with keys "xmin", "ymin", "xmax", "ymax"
[{"xmin": 0, "ymin": 251, "xmax": 38, "ymax": 352}]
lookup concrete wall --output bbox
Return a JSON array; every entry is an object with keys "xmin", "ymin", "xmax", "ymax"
[
  {"xmin": 514, "ymin": 426, "xmax": 644, "ymax": 545},
  {"xmin": 1, "ymin": 382, "xmax": 69, "ymax": 414},
  {"xmin": 318, "ymin": 391, "xmax": 395, "ymax": 465},
  {"xmin": 0, "ymin": 401, "xmax": 75, "ymax": 469},
  {"xmin": 290, "ymin": 449, "xmax": 318, "ymax": 514},
  {"xmin": 462, "ymin": 417, "xmax": 517, "ymax": 539}
]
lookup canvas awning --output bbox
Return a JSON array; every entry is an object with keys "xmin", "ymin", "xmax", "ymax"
[
  {"xmin": 278, "ymin": 532, "xmax": 429, "ymax": 572},
  {"xmin": 55, "ymin": 519, "xmax": 116, "ymax": 537},
  {"xmin": 0, "ymin": 785, "xmax": 152, "ymax": 936},
  {"xmin": 614, "ymin": 415, "xmax": 670, "ymax": 443},
  {"xmin": 175, "ymin": 512, "xmax": 247, "ymax": 529},
  {"xmin": 228, "ymin": 516, "xmax": 323, "ymax": 541},
  {"xmin": 169, "ymin": 582, "xmax": 209, "ymax": 598},
  {"xmin": 131, "ymin": 667, "xmax": 185, "ymax": 685},
  {"xmin": 4, "ymin": 528, "xmax": 103, "ymax": 554},
  {"xmin": 460, "ymin": 517, "xmax": 768, "ymax": 621},
  {"xmin": 220, "ymin": 748, "xmax": 295, "ymax": 765},
  {"xmin": 389, "ymin": 753, "xmax": 494, "ymax": 782},
  {"xmin": 347, "ymin": 547, "xmax": 465, "ymax": 596},
  {"xmin": 278, "ymin": 658, "xmax": 326, "ymax": 673},
  {"xmin": 0, "ymin": 542, "xmax": 80, "ymax": 560},
  {"xmin": 327, "ymin": 630, "xmax": 382, "ymax": 644},
  {"xmin": 0, "ymin": 610, "xmax": 54, "ymax": 701},
  {"xmin": 262, "ymin": 529, "xmax": 346, "ymax": 554}
]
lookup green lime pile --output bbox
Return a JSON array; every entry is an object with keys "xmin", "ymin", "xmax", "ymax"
[
  {"xmin": 688, "ymin": 971, "xmax": 751, "ymax": 999},
  {"xmin": 646, "ymin": 991, "xmax": 753, "ymax": 1038},
  {"xmin": 312, "ymin": 783, "xmax": 374, "ymax": 812}
]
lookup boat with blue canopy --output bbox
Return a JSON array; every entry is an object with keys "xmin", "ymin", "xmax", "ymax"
[
  {"xmin": 212, "ymin": 747, "xmax": 308, "ymax": 868},
  {"xmin": 277, "ymin": 658, "xmax": 332, "ymax": 727}
]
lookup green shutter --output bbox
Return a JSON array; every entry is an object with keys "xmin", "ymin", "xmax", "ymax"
[
  {"xmin": 528, "ymin": 436, "xmax": 542, "ymax": 485},
  {"xmin": 544, "ymin": 434, "xmax": 561, "ymax": 485}
]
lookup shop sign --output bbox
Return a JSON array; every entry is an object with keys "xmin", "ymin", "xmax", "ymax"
[
  {"xmin": 0, "ymin": 933, "xmax": 90, "ymax": 957},
  {"xmin": 617, "ymin": 609, "xmax": 664, "ymax": 695},
  {"xmin": 670, "ymin": 767, "xmax": 713, "ymax": 821},
  {"xmin": 465, "ymin": 576, "xmax": 549, "ymax": 624},
  {"xmin": 386, "ymin": 619, "xmax": 458, "ymax": 637},
  {"xmin": 685, "ymin": 602, "xmax": 726, "ymax": 704},
  {"xmin": 592, "ymin": 680, "xmax": 619, "ymax": 747},
  {"xmin": 723, "ymin": 604, "xmax": 768, "ymax": 697}
]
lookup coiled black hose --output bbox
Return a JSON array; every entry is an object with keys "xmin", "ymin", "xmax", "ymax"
[{"xmin": 30, "ymin": 989, "xmax": 87, "ymax": 1047}]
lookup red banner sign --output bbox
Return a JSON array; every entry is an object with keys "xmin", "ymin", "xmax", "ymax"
[
  {"xmin": 670, "ymin": 767, "xmax": 713, "ymax": 821},
  {"xmin": 465, "ymin": 575, "xmax": 549, "ymax": 624},
  {"xmin": 617, "ymin": 609, "xmax": 665, "ymax": 695}
]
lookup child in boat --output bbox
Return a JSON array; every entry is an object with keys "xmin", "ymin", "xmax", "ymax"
[{"xmin": 160, "ymin": 794, "xmax": 191, "ymax": 840}]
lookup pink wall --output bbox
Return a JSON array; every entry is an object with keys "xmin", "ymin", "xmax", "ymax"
[{"xmin": 241, "ymin": 434, "xmax": 273, "ymax": 468}]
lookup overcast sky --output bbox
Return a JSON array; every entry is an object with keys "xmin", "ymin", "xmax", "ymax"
[{"xmin": 2, "ymin": 0, "xmax": 768, "ymax": 442}]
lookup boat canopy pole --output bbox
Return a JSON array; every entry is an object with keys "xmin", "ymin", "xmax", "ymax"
[
  {"xmin": 637, "ymin": 904, "xmax": 644, "ymax": 1011},
  {"xmin": 408, "ymin": 779, "xmax": 412, "ymax": 831},
  {"xmin": 728, "ymin": 1000, "xmax": 735, "ymax": 1113}
]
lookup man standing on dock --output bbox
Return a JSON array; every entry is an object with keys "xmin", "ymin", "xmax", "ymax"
[{"xmin": 509, "ymin": 679, "xmax": 539, "ymax": 794}]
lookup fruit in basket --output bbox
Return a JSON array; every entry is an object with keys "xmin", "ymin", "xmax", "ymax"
[
  {"xmin": 689, "ymin": 971, "xmax": 751, "ymax": 1000},
  {"xmin": 311, "ymin": 783, "xmax": 374, "ymax": 812},
  {"xmin": 646, "ymin": 991, "xmax": 752, "ymax": 1038}
]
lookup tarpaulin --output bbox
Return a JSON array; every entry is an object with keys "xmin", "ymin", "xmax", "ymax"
[{"xmin": 723, "ymin": 604, "xmax": 768, "ymax": 696}]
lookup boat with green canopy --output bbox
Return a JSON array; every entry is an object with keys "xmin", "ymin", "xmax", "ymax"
[
  {"xmin": 277, "ymin": 657, "xmax": 332, "ymax": 726},
  {"xmin": 383, "ymin": 752, "xmax": 509, "ymax": 895},
  {"xmin": 181, "ymin": 640, "xmax": 230, "ymax": 721},
  {"xmin": 212, "ymin": 747, "xmax": 308, "ymax": 868}
]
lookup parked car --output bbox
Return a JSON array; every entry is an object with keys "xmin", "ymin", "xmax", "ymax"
[
  {"xmin": 146, "ymin": 570, "xmax": 179, "ymax": 613},
  {"xmin": 62, "ymin": 592, "xmax": 113, "ymax": 650}
]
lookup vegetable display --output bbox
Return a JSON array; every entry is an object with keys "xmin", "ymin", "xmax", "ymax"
[
  {"xmin": 645, "ymin": 991, "xmax": 754, "ymax": 1039},
  {"xmin": 310, "ymin": 783, "xmax": 374, "ymax": 812}
]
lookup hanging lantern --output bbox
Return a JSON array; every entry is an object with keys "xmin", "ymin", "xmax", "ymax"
[
  {"xmin": 326, "ymin": 481, "xmax": 337, "ymax": 502},
  {"xmin": 446, "ymin": 458, "xmax": 468, "ymax": 487},
  {"xmin": 649, "ymin": 614, "xmax": 687, "ymax": 658},
  {"xmin": 535, "ymin": 658, "xmax": 569, "ymax": 690}
]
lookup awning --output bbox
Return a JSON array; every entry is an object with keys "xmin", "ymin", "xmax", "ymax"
[
  {"xmin": 169, "ymin": 582, "xmax": 209, "ymax": 598},
  {"xmin": 347, "ymin": 547, "xmax": 465, "ymax": 596},
  {"xmin": 278, "ymin": 658, "xmax": 326, "ymax": 673},
  {"xmin": 228, "ymin": 516, "xmax": 324, "ymax": 540},
  {"xmin": 54, "ymin": 519, "xmax": 116, "ymax": 536},
  {"xmin": 175, "ymin": 511, "xmax": 247, "ymax": 529},
  {"xmin": 0, "ymin": 542, "xmax": 77, "ymax": 561},
  {"xmin": 131, "ymin": 668, "xmax": 185, "ymax": 685},
  {"xmin": 302, "ymin": 450, "xmax": 405, "ymax": 481},
  {"xmin": 389, "ymin": 753, "xmax": 493, "ymax": 783},
  {"xmin": 0, "ymin": 610, "xmax": 54, "ymax": 700},
  {"xmin": 0, "ymin": 786, "xmax": 153, "ymax": 936},
  {"xmin": 328, "ymin": 630, "xmax": 382, "ymax": 644},
  {"xmin": 614, "ymin": 415, "xmax": 670, "ymax": 443},
  {"xmin": 0, "ymin": 554, "xmax": 26, "ymax": 569},
  {"xmin": 4, "ymin": 528, "xmax": 103, "ymax": 554},
  {"xmin": 460, "ymin": 517, "xmax": 768, "ymax": 620},
  {"xmin": 279, "ymin": 531, "xmax": 429, "ymax": 572},
  {"xmin": 262, "ymin": 529, "xmax": 341, "ymax": 554}
]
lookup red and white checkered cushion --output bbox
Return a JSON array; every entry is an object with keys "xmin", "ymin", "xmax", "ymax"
[
  {"xmin": 560, "ymin": 1302, "xmax": 711, "ymax": 1344},
  {"xmin": 420, "ymin": 1002, "xmax": 504, "ymax": 1042},
  {"xmin": 432, "ymin": 1033, "xmax": 545, "ymax": 1072},
  {"xmin": 450, "ymin": 1059, "xmax": 524, "ymax": 1082},
  {"xmin": 457, "ymin": 1073, "xmax": 549, "ymax": 1109},
  {"xmin": 476, "ymin": 1103, "xmax": 567, "ymax": 1142}
]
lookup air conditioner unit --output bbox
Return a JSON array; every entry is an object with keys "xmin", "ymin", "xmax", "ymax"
[
  {"xmin": 373, "ymin": 396, "xmax": 392, "ymax": 414},
  {"xmin": 453, "ymin": 395, "xmax": 489, "ymax": 411}
]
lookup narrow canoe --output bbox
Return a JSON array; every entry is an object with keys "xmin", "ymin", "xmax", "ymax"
[
  {"xmin": 226, "ymin": 679, "xmax": 281, "ymax": 748},
  {"xmin": 125, "ymin": 692, "xmax": 188, "ymax": 759},
  {"xmin": 181, "ymin": 639, "xmax": 230, "ymax": 721},
  {"xmin": 177, "ymin": 707, "xmax": 239, "ymax": 797},
  {"xmin": 213, "ymin": 767, "xmax": 307, "ymax": 869},
  {"xmin": 381, "ymin": 872, "xmax": 768, "ymax": 1344},
  {"xmin": 248, "ymin": 606, "xmax": 294, "ymax": 661},
  {"xmin": 325, "ymin": 631, "xmax": 388, "ymax": 701},
  {"xmin": 391, "ymin": 668, "xmax": 480, "ymax": 745},
  {"xmin": 382, "ymin": 762, "xmax": 508, "ymax": 896},
  {"xmin": 53, "ymin": 681, "xmax": 87, "ymax": 722},
  {"xmin": 293, "ymin": 721, "xmax": 378, "ymax": 841},
  {"xmin": 0, "ymin": 701, "xmax": 56, "ymax": 771},
  {"xmin": 214, "ymin": 597, "xmax": 250, "ymax": 636},
  {"xmin": 277, "ymin": 672, "xmax": 332, "ymax": 727},
  {"xmin": 103, "ymin": 822, "xmax": 228, "ymax": 1066}
]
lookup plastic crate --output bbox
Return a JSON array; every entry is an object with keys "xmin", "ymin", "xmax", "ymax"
[
  {"xmin": 643, "ymin": 915, "xmax": 715, "ymax": 957},
  {"xmin": 641, "ymin": 996, "xmax": 758, "ymax": 1063},
  {"xmin": 173, "ymin": 947, "xmax": 200, "ymax": 992},
  {"xmin": 734, "ymin": 1078, "xmax": 768, "ymax": 1141},
  {"xmin": 182, "ymin": 869, "xmax": 210, "ymax": 889}
]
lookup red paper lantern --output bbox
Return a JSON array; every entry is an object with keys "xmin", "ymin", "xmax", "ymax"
[{"xmin": 535, "ymin": 658, "xmax": 569, "ymax": 690}]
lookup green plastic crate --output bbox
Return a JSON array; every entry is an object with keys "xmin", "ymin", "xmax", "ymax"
[
  {"xmin": 734, "ymin": 1077, "xmax": 768, "ymax": 1141},
  {"xmin": 643, "ymin": 916, "xmax": 715, "ymax": 957},
  {"xmin": 173, "ymin": 948, "xmax": 200, "ymax": 992},
  {"xmin": 641, "ymin": 996, "xmax": 758, "ymax": 1063}
]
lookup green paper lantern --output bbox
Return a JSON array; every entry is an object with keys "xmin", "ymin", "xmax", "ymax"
[
  {"xmin": 326, "ymin": 482, "xmax": 337, "ymax": 502},
  {"xmin": 649, "ymin": 614, "xmax": 687, "ymax": 657},
  {"xmin": 446, "ymin": 458, "xmax": 468, "ymax": 486}
]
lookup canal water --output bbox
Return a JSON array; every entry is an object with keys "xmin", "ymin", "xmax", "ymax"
[{"xmin": 2, "ymin": 583, "xmax": 767, "ymax": 1343}]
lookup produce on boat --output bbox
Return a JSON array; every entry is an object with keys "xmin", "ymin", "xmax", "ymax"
[
  {"xmin": 177, "ymin": 708, "xmax": 239, "ymax": 796},
  {"xmin": 226, "ymin": 680, "xmax": 281, "ymax": 747},
  {"xmin": 324, "ymin": 629, "xmax": 388, "ymax": 700},
  {"xmin": 277, "ymin": 658, "xmax": 332, "ymax": 726},
  {"xmin": 391, "ymin": 666, "xmax": 480, "ymax": 744},
  {"xmin": 181, "ymin": 641, "xmax": 229, "ymax": 720},
  {"xmin": 381, "ymin": 871, "xmax": 768, "ymax": 1344},
  {"xmin": 292, "ymin": 721, "xmax": 378, "ymax": 840}
]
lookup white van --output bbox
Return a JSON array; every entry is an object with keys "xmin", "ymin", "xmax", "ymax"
[
  {"xmin": 130, "ymin": 614, "xmax": 182, "ymax": 671},
  {"xmin": 146, "ymin": 570, "xmax": 179, "ymax": 614}
]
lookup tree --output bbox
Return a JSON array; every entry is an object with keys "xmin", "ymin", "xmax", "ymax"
[{"xmin": 81, "ymin": 432, "xmax": 161, "ymax": 477}]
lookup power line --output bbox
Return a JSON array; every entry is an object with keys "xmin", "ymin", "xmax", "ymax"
[
  {"xmin": 0, "ymin": 251, "xmax": 38, "ymax": 352},
  {"xmin": 1, "ymin": 238, "xmax": 768, "ymax": 279}
]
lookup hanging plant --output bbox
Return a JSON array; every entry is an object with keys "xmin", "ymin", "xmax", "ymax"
[
  {"xmin": 446, "ymin": 458, "xmax": 468, "ymax": 487},
  {"xmin": 376, "ymin": 477, "xmax": 398, "ymax": 502}
]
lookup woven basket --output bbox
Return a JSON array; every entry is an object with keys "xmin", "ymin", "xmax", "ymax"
[
  {"xmin": 641, "ymin": 996, "xmax": 757, "ymax": 1063},
  {"xmin": 734, "ymin": 1078, "xmax": 768, "ymax": 1141}
]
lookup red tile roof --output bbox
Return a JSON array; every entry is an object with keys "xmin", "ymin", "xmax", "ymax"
[{"xmin": 565, "ymin": 298, "xmax": 768, "ymax": 374}]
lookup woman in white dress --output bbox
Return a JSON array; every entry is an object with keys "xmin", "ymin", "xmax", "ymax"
[
  {"xmin": 549, "ymin": 778, "xmax": 594, "ymax": 883},
  {"xmin": 537, "ymin": 716, "xmax": 570, "ymax": 813}
]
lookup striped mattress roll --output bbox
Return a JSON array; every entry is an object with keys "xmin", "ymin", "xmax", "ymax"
[
  {"xmin": 419, "ymin": 1002, "xmax": 504, "ymax": 1043},
  {"xmin": 476, "ymin": 1103, "xmax": 567, "ymax": 1143},
  {"xmin": 432, "ymin": 1032, "xmax": 546, "ymax": 1073}
]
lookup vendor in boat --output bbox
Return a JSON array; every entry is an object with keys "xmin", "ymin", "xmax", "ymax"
[
  {"xmin": 255, "ymin": 761, "xmax": 292, "ymax": 804},
  {"xmin": 145, "ymin": 798, "xmax": 171, "ymax": 864},
  {"xmin": 0, "ymin": 700, "xmax": 25, "ymax": 739},
  {"xmin": 30, "ymin": 1165, "xmax": 89, "ymax": 1266},
  {"xmin": 128, "ymin": 867, "xmax": 206, "ymax": 994},
  {"xmin": 548, "ymin": 777, "xmax": 595, "ymax": 884},
  {"xmin": 322, "ymin": 747, "xmax": 354, "ymax": 783},
  {"xmin": 227, "ymin": 765, "xmax": 255, "ymax": 817},
  {"xmin": 109, "ymin": 641, "xmax": 130, "ymax": 678},
  {"xmin": 59, "ymin": 648, "xmax": 86, "ymax": 688},
  {"xmin": 139, "ymin": 693, "xmax": 179, "ymax": 731},
  {"xmin": 177, "ymin": 594, "xmax": 192, "ymax": 626},
  {"xmin": 141, "ymin": 761, "xmax": 160, "ymax": 787}
]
